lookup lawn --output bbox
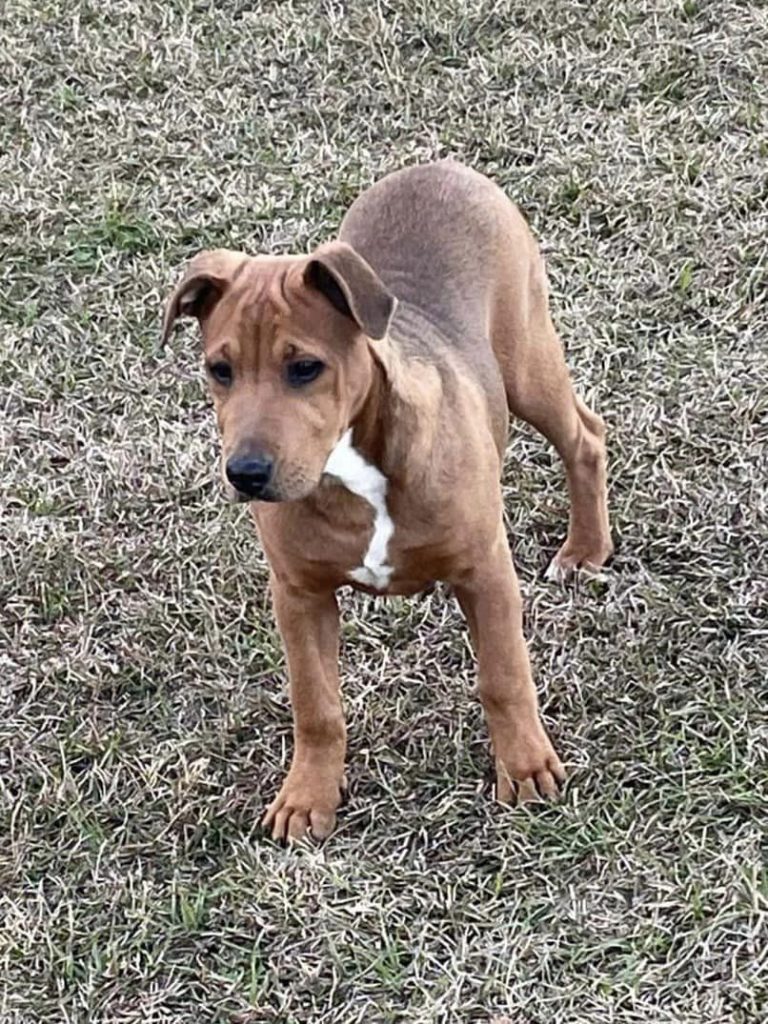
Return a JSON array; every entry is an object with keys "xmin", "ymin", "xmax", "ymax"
[{"xmin": 1, "ymin": 1, "xmax": 766, "ymax": 1021}]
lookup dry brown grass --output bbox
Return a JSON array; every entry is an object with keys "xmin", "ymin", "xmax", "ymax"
[{"xmin": 1, "ymin": 1, "xmax": 766, "ymax": 1021}]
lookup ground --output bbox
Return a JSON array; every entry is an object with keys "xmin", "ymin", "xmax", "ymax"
[{"xmin": 1, "ymin": 1, "xmax": 766, "ymax": 1022}]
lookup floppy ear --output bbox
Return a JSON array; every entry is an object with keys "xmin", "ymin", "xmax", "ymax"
[
  {"xmin": 160, "ymin": 249, "xmax": 247, "ymax": 347},
  {"xmin": 304, "ymin": 241, "xmax": 397, "ymax": 341}
]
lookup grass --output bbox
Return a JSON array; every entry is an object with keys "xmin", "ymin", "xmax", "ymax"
[{"xmin": 1, "ymin": 0, "xmax": 766, "ymax": 1021}]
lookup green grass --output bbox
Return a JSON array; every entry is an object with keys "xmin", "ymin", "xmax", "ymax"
[{"xmin": 1, "ymin": 0, "xmax": 766, "ymax": 1021}]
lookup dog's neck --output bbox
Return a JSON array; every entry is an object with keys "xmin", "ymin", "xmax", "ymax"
[
  {"xmin": 347, "ymin": 341, "xmax": 388, "ymax": 467},
  {"xmin": 319, "ymin": 336, "xmax": 442, "ymax": 591},
  {"xmin": 349, "ymin": 335, "xmax": 443, "ymax": 486}
]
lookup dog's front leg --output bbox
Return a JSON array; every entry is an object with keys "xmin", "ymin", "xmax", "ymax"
[
  {"xmin": 454, "ymin": 528, "xmax": 566, "ymax": 803},
  {"xmin": 262, "ymin": 575, "xmax": 346, "ymax": 841}
]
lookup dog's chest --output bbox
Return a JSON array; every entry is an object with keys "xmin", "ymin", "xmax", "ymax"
[{"xmin": 323, "ymin": 430, "xmax": 394, "ymax": 591}]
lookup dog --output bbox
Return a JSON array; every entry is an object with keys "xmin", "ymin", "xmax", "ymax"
[{"xmin": 161, "ymin": 160, "xmax": 613, "ymax": 842}]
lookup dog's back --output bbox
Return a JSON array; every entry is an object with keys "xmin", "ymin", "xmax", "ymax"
[
  {"xmin": 339, "ymin": 160, "xmax": 544, "ymax": 444},
  {"xmin": 340, "ymin": 160, "xmax": 529, "ymax": 330}
]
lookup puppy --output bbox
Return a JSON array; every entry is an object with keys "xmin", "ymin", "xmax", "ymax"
[{"xmin": 162, "ymin": 160, "xmax": 612, "ymax": 841}]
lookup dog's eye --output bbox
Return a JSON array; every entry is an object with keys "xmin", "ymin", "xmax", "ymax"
[
  {"xmin": 208, "ymin": 361, "xmax": 233, "ymax": 386},
  {"xmin": 286, "ymin": 359, "xmax": 325, "ymax": 388}
]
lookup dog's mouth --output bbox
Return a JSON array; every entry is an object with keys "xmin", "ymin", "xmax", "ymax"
[
  {"xmin": 231, "ymin": 487, "xmax": 280, "ymax": 504},
  {"xmin": 223, "ymin": 475, "xmax": 319, "ymax": 505}
]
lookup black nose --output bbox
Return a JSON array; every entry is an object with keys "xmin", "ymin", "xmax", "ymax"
[{"xmin": 226, "ymin": 454, "xmax": 274, "ymax": 497}]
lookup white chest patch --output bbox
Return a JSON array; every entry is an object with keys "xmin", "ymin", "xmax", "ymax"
[{"xmin": 323, "ymin": 429, "xmax": 394, "ymax": 590}]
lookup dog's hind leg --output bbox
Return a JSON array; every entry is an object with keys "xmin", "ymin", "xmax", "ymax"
[{"xmin": 490, "ymin": 251, "xmax": 613, "ymax": 575}]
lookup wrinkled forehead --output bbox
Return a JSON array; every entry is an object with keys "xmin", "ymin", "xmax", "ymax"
[{"xmin": 204, "ymin": 257, "xmax": 347, "ymax": 361}]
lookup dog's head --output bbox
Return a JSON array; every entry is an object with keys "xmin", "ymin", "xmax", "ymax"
[{"xmin": 161, "ymin": 242, "xmax": 396, "ymax": 502}]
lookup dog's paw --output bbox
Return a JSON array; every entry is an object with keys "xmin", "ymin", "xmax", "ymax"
[
  {"xmin": 261, "ymin": 765, "xmax": 346, "ymax": 843},
  {"xmin": 546, "ymin": 537, "xmax": 614, "ymax": 580},
  {"xmin": 493, "ymin": 722, "xmax": 566, "ymax": 805}
]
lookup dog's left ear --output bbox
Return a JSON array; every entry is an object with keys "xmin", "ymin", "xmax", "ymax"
[
  {"xmin": 304, "ymin": 241, "xmax": 397, "ymax": 341},
  {"xmin": 160, "ymin": 249, "xmax": 247, "ymax": 347}
]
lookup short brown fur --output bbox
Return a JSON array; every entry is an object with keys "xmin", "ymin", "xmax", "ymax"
[{"xmin": 162, "ymin": 160, "xmax": 613, "ymax": 841}]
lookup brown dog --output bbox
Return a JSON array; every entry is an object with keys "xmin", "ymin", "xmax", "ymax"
[{"xmin": 162, "ymin": 160, "xmax": 612, "ymax": 842}]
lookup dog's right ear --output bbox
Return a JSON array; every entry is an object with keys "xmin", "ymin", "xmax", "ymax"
[{"xmin": 160, "ymin": 249, "xmax": 247, "ymax": 347}]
